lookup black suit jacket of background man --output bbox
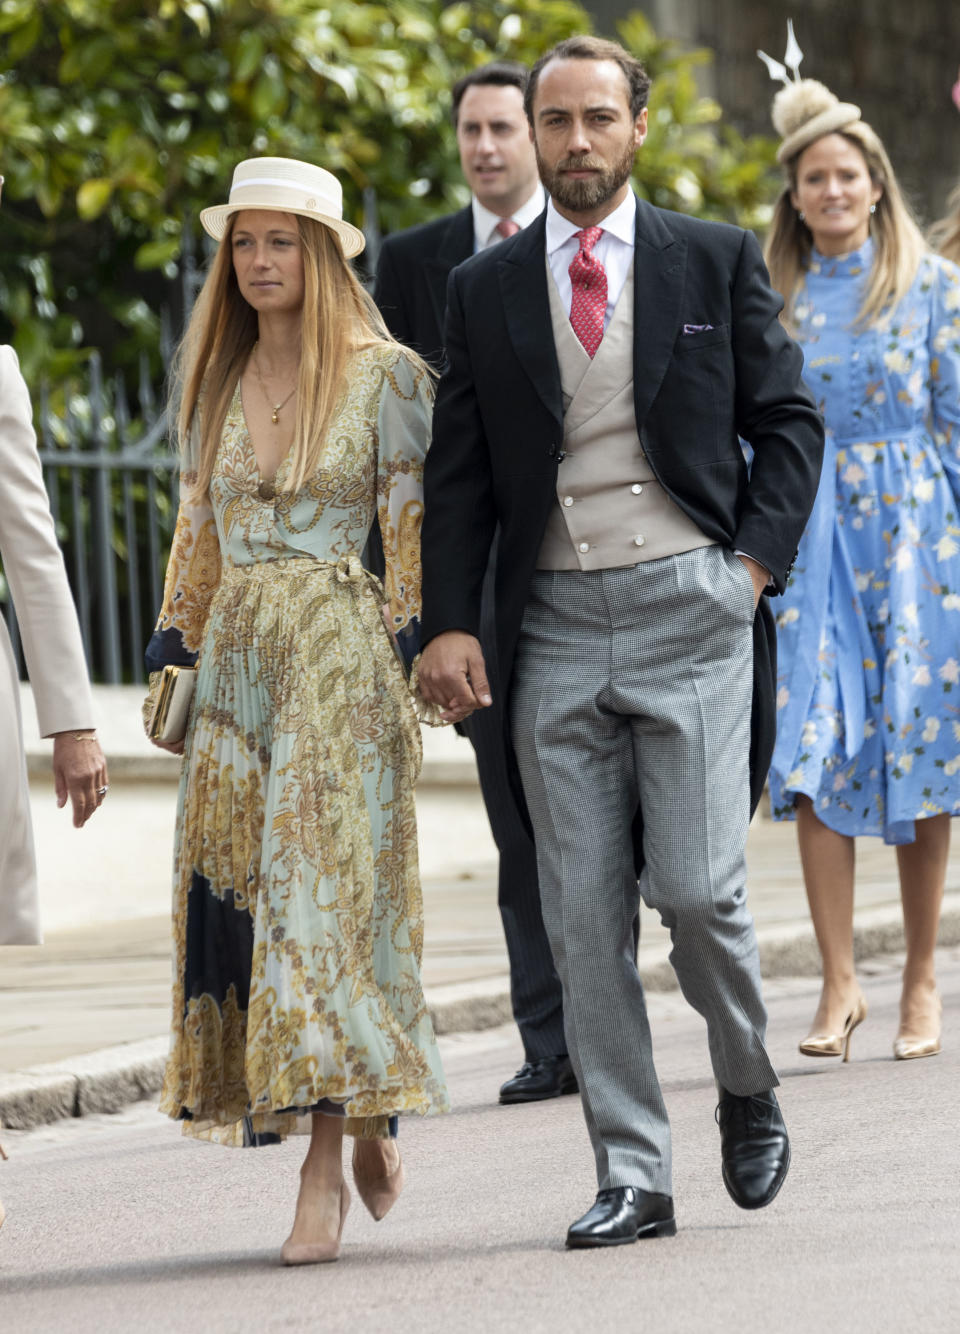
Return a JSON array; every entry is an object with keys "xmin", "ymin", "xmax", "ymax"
[
  {"xmin": 421, "ymin": 196, "xmax": 825, "ymax": 858},
  {"xmin": 375, "ymin": 199, "xmax": 573, "ymax": 1068},
  {"xmin": 374, "ymin": 206, "xmax": 475, "ymax": 369}
]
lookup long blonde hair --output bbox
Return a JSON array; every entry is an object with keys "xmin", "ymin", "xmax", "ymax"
[
  {"xmin": 174, "ymin": 213, "xmax": 420, "ymax": 497},
  {"xmin": 764, "ymin": 121, "xmax": 927, "ymax": 331},
  {"xmin": 929, "ymin": 181, "xmax": 960, "ymax": 264}
]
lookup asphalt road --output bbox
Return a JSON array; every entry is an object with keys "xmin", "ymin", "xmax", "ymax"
[{"xmin": 2, "ymin": 952, "xmax": 959, "ymax": 1334}]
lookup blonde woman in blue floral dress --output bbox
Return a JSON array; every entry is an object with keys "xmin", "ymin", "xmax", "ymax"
[
  {"xmin": 144, "ymin": 159, "xmax": 448, "ymax": 1264},
  {"xmin": 764, "ymin": 82, "xmax": 960, "ymax": 1064}
]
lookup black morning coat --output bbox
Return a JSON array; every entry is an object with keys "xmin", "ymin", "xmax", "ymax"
[
  {"xmin": 373, "ymin": 205, "xmax": 475, "ymax": 370},
  {"xmin": 419, "ymin": 195, "xmax": 826, "ymax": 867},
  {"xmin": 366, "ymin": 207, "xmax": 473, "ymax": 628}
]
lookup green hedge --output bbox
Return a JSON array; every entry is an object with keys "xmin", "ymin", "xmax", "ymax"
[{"xmin": 0, "ymin": 0, "xmax": 777, "ymax": 389}]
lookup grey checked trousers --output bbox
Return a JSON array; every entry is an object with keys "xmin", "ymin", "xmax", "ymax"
[{"xmin": 510, "ymin": 545, "xmax": 779, "ymax": 1194}]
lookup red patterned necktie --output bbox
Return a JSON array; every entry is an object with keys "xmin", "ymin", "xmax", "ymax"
[
  {"xmin": 568, "ymin": 226, "xmax": 607, "ymax": 358},
  {"xmin": 495, "ymin": 218, "xmax": 520, "ymax": 239}
]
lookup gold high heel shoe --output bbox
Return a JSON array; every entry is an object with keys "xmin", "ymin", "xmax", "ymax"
[
  {"xmin": 281, "ymin": 1182, "xmax": 350, "ymax": 1266},
  {"xmin": 352, "ymin": 1139, "xmax": 404, "ymax": 1221},
  {"xmin": 894, "ymin": 989, "xmax": 942, "ymax": 1061},
  {"xmin": 798, "ymin": 993, "xmax": 868, "ymax": 1061}
]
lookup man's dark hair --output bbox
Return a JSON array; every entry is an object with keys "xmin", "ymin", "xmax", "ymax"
[
  {"xmin": 451, "ymin": 60, "xmax": 529, "ymax": 124},
  {"xmin": 524, "ymin": 36, "xmax": 651, "ymax": 123}
]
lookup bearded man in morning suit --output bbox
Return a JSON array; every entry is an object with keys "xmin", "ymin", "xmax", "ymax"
[
  {"xmin": 418, "ymin": 36, "xmax": 824, "ymax": 1248},
  {"xmin": 375, "ymin": 62, "xmax": 576, "ymax": 1107}
]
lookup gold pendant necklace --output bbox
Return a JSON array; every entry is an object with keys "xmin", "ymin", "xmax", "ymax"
[{"xmin": 253, "ymin": 342, "xmax": 297, "ymax": 423}]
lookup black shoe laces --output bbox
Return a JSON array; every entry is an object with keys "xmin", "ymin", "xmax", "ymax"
[{"xmin": 715, "ymin": 1093, "xmax": 774, "ymax": 1136}]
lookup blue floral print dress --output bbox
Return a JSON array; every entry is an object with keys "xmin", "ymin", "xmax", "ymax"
[
  {"xmin": 770, "ymin": 241, "xmax": 960, "ymax": 845},
  {"xmin": 145, "ymin": 344, "xmax": 449, "ymax": 1145}
]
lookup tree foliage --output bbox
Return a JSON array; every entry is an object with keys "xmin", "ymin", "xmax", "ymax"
[{"xmin": 0, "ymin": 0, "xmax": 778, "ymax": 384}]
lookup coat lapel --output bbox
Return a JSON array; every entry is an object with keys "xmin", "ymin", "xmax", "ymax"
[
  {"xmin": 497, "ymin": 213, "xmax": 563, "ymax": 427},
  {"xmin": 424, "ymin": 207, "xmax": 474, "ymax": 347},
  {"xmin": 631, "ymin": 197, "xmax": 686, "ymax": 430}
]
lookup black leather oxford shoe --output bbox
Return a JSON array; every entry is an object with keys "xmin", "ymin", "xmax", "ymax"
[
  {"xmin": 717, "ymin": 1087, "xmax": 790, "ymax": 1210},
  {"xmin": 566, "ymin": 1187, "xmax": 677, "ymax": 1248},
  {"xmin": 499, "ymin": 1055, "xmax": 578, "ymax": 1104}
]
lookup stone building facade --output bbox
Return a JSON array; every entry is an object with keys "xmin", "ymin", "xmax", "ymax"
[{"xmin": 591, "ymin": 0, "xmax": 960, "ymax": 224}]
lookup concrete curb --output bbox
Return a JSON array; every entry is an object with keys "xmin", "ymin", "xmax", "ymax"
[
  {"xmin": 0, "ymin": 1038, "xmax": 167, "ymax": 1130},
  {"xmin": 25, "ymin": 748, "xmax": 482, "ymax": 787},
  {"xmin": 758, "ymin": 902, "xmax": 960, "ymax": 978},
  {"xmin": 4, "ymin": 905, "xmax": 958, "ymax": 1132},
  {"xmin": 428, "ymin": 977, "xmax": 516, "ymax": 1037}
]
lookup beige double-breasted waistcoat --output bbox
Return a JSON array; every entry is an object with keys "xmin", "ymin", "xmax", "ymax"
[{"xmin": 537, "ymin": 260, "xmax": 716, "ymax": 571}]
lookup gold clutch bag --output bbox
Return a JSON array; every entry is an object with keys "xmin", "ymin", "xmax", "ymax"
[{"xmin": 148, "ymin": 665, "xmax": 198, "ymax": 744}]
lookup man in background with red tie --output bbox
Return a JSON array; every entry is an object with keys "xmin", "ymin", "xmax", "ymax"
[
  {"xmin": 374, "ymin": 64, "xmax": 575, "ymax": 1108},
  {"xmin": 417, "ymin": 37, "xmax": 824, "ymax": 1248},
  {"xmin": 375, "ymin": 62, "xmax": 545, "ymax": 367}
]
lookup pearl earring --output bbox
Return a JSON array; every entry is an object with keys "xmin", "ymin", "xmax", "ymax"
[
  {"xmin": 798, "ymin": 210, "xmax": 805, "ymax": 221},
  {"xmin": 869, "ymin": 203, "xmax": 876, "ymax": 214}
]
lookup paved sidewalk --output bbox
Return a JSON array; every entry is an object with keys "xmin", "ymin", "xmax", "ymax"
[{"xmin": 3, "ymin": 686, "xmax": 959, "ymax": 1126}]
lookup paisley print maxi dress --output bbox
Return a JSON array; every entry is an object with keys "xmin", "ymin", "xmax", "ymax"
[
  {"xmin": 769, "ymin": 242, "xmax": 960, "ymax": 844},
  {"xmin": 145, "ymin": 345, "xmax": 449, "ymax": 1145}
]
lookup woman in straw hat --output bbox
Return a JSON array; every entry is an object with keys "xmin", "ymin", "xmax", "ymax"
[
  {"xmin": 760, "ymin": 44, "xmax": 960, "ymax": 1065},
  {"xmin": 144, "ymin": 157, "xmax": 448, "ymax": 1263}
]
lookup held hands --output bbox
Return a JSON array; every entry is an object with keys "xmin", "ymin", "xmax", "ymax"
[
  {"xmin": 419, "ymin": 560, "xmax": 765, "ymax": 727},
  {"xmin": 51, "ymin": 732, "xmax": 109, "ymax": 829},
  {"xmin": 736, "ymin": 553, "xmax": 770, "ymax": 609},
  {"xmin": 417, "ymin": 631, "xmax": 493, "ymax": 724}
]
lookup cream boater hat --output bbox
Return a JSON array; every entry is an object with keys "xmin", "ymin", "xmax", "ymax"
[
  {"xmin": 758, "ymin": 21, "xmax": 861, "ymax": 162},
  {"xmin": 199, "ymin": 156, "xmax": 366, "ymax": 257}
]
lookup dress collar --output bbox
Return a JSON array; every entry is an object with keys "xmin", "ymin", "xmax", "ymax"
[{"xmin": 808, "ymin": 235, "xmax": 874, "ymax": 279}]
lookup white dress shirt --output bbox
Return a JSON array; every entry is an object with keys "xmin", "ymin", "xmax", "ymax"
[
  {"xmin": 546, "ymin": 191, "xmax": 637, "ymax": 331},
  {"xmin": 472, "ymin": 185, "xmax": 547, "ymax": 252}
]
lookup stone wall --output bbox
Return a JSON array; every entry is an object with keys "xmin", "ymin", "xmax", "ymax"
[{"xmin": 590, "ymin": 0, "xmax": 960, "ymax": 225}]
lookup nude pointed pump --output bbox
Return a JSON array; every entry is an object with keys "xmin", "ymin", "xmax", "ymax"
[
  {"xmin": 280, "ymin": 1183, "xmax": 350, "ymax": 1266},
  {"xmin": 352, "ymin": 1140, "xmax": 404, "ymax": 1221},
  {"xmin": 798, "ymin": 993, "xmax": 868, "ymax": 1062}
]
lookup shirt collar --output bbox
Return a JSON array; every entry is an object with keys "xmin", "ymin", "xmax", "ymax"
[
  {"xmin": 545, "ymin": 189, "xmax": 637, "ymax": 254},
  {"xmin": 472, "ymin": 185, "xmax": 546, "ymax": 249}
]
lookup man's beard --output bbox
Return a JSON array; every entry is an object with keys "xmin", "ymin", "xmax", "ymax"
[{"xmin": 535, "ymin": 139, "xmax": 636, "ymax": 213}]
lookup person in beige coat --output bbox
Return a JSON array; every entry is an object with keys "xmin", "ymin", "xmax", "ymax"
[
  {"xmin": 0, "ymin": 170, "xmax": 108, "ymax": 1224},
  {"xmin": 0, "ymin": 344, "xmax": 109, "ymax": 945}
]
